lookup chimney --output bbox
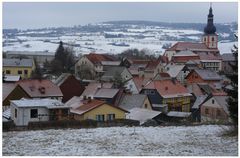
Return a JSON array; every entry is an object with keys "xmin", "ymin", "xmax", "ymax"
[
  {"xmin": 171, "ymin": 78, "xmax": 176, "ymax": 84},
  {"xmin": 38, "ymin": 87, "xmax": 46, "ymax": 94},
  {"xmin": 87, "ymin": 96, "xmax": 91, "ymax": 103}
]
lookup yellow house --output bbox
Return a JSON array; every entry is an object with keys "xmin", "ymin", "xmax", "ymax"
[
  {"xmin": 70, "ymin": 99, "xmax": 128, "ymax": 121},
  {"xmin": 3, "ymin": 58, "xmax": 36, "ymax": 79},
  {"xmin": 143, "ymin": 79, "xmax": 192, "ymax": 112},
  {"xmin": 162, "ymin": 96, "xmax": 191, "ymax": 112}
]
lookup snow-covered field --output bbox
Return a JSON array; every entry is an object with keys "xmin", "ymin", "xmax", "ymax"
[
  {"xmin": 3, "ymin": 24, "xmax": 237, "ymax": 55},
  {"xmin": 2, "ymin": 125, "xmax": 238, "ymax": 156}
]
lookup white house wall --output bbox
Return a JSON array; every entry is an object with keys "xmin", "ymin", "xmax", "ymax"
[
  {"xmin": 125, "ymin": 79, "xmax": 139, "ymax": 94},
  {"xmin": 11, "ymin": 103, "xmax": 50, "ymax": 126}
]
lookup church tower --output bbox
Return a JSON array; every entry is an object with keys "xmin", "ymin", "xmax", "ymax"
[{"xmin": 202, "ymin": 5, "xmax": 218, "ymax": 49}]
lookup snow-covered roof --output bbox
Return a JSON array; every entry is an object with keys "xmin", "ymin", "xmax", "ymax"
[
  {"xmin": 192, "ymin": 95, "xmax": 209, "ymax": 109},
  {"xmin": 11, "ymin": 98, "xmax": 69, "ymax": 109},
  {"xmin": 173, "ymin": 50, "xmax": 198, "ymax": 56},
  {"xmin": 101, "ymin": 61, "xmax": 121, "ymax": 66},
  {"xmin": 54, "ymin": 73, "xmax": 72, "ymax": 86},
  {"xmin": 214, "ymin": 96, "xmax": 229, "ymax": 115},
  {"xmin": 221, "ymin": 53, "xmax": 236, "ymax": 61},
  {"xmin": 167, "ymin": 111, "xmax": 191, "ymax": 118},
  {"xmin": 118, "ymin": 94, "xmax": 147, "ymax": 111},
  {"xmin": 167, "ymin": 65, "xmax": 185, "ymax": 78},
  {"xmin": 3, "ymin": 58, "xmax": 33, "ymax": 67},
  {"xmin": 6, "ymin": 51, "xmax": 55, "ymax": 56},
  {"xmin": 194, "ymin": 69, "xmax": 222, "ymax": 81},
  {"xmin": 65, "ymin": 96, "xmax": 83, "ymax": 109},
  {"xmin": 81, "ymin": 82, "xmax": 113, "ymax": 97},
  {"xmin": 94, "ymin": 88, "xmax": 119, "ymax": 98},
  {"xmin": 126, "ymin": 108, "xmax": 161, "ymax": 124},
  {"xmin": 3, "ymin": 108, "xmax": 11, "ymax": 119},
  {"xmin": 4, "ymin": 75, "xmax": 21, "ymax": 82}
]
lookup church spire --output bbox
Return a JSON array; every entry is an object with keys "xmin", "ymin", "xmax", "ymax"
[{"xmin": 204, "ymin": 4, "xmax": 216, "ymax": 34}]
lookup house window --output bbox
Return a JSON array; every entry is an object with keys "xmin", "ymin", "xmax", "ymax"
[
  {"xmin": 150, "ymin": 90, "xmax": 155, "ymax": 94},
  {"xmin": 205, "ymin": 108, "xmax": 209, "ymax": 115},
  {"xmin": 15, "ymin": 109, "xmax": 17, "ymax": 118},
  {"xmin": 96, "ymin": 115, "xmax": 105, "ymax": 122},
  {"xmin": 6, "ymin": 70, "xmax": 11, "ymax": 74},
  {"xmin": 212, "ymin": 99, "xmax": 215, "ymax": 104},
  {"xmin": 107, "ymin": 114, "xmax": 115, "ymax": 121},
  {"xmin": 212, "ymin": 37, "xmax": 214, "ymax": 41},
  {"xmin": 30, "ymin": 109, "xmax": 38, "ymax": 118},
  {"xmin": 24, "ymin": 70, "xmax": 28, "ymax": 75},
  {"xmin": 18, "ymin": 70, "xmax": 22, "ymax": 74}
]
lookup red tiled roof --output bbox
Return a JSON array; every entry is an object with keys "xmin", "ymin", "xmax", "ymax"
[
  {"xmin": 16, "ymin": 79, "xmax": 63, "ymax": 98},
  {"xmin": 145, "ymin": 60, "xmax": 160, "ymax": 71},
  {"xmin": 197, "ymin": 52, "xmax": 222, "ymax": 60},
  {"xmin": 132, "ymin": 76, "xmax": 152, "ymax": 92},
  {"xmin": 131, "ymin": 59, "xmax": 151, "ymax": 65},
  {"xmin": 75, "ymin": 99, "xmax": 105, "ymax": 113},
  {"xmin": 187, "ymin": 83, "xmax": 204, "ymax": 96},
  {"xmin": 144, "ymin": 79, "xmax": 189, "ymax": 96},
  {"xmin": 172, "ymin": 56, "xmax": 201, "ymax": 63},
  {"xmin": 158, "ymin": 72, "xmax": 171, "ymax": 78},
  {"xmin": 167, "ymin": 42, "xmax": 219, "ymax": 52},
  {"xmin": 81, "ymin": 82, "xmax": 113, "ymax": 97},
  {"xmin": 209, "ymin": 84, "xmax": 227, "ymax": 96},
  {"xmin": 71, "ymin": 99, "xmax": 128, "ymax": 115},
  {"xmin": 86, "ymin": 53, "xmax": 116, "ymax": 64},
  {"xmin": 3, "ymin": 83, "xmax": 17, "ymax": 101}
]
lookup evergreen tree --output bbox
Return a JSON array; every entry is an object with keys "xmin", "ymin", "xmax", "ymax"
[
  {"xmin": 55, "ymin": 41, "xmax": 66, "ymax": 65},
  {"xmin": 226, "ymin": 34, "xmax": 238, "ymax": 128},
  {"xmin": 64, "ymin": 46, "xmax": 75, "ymax": 73},
  {"xmin": 31, "ymin": 58, "xmax": 43, "ymax": 79},
  {"xmin": 113, "ymin": 71, "xmax": 124, "ymax": 88},
  {"xmin": 50, "ymin": 41, "xmax": 75, "ymax": 75}
]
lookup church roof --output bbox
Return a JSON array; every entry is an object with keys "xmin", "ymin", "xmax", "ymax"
[{"xmin": 204, "ymin": 6, "xmax": 216, "ymax": 34}]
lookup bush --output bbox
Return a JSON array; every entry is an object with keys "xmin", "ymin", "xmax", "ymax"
[
  {"xmin": 28, "ymin": 120, "xmax": 98, "ymax": 130},
  {"xmin": 3, "ymin": 121, "xmax": 15, "ymax": 132},
  {"xmin": 141, "ymin": 119, "xmax": 159, "ymax": 127}
]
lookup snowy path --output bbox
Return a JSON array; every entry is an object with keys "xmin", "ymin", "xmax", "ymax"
[{"xmin": 2, "ymin": 125, "xmax": 238, "ymax": 156}]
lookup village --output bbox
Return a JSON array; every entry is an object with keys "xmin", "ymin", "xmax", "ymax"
[{"xmin": 2, "ymin": 6, "xmax": 237, "ymax": 130}]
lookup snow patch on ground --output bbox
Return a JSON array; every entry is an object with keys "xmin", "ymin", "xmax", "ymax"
[{"xmin": 2, "ymin": 125, "xmax": 238, "ymax": 156}]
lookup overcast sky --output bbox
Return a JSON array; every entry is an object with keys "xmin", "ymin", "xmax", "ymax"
[{"xmin": 3, "ymin": 2, "xmax": 238, "ymax": 29}]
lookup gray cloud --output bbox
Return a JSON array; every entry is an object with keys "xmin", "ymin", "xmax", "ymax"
[{"xmin": 3, "ymin": 2, "xmax": 238, "ymax": 29}]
